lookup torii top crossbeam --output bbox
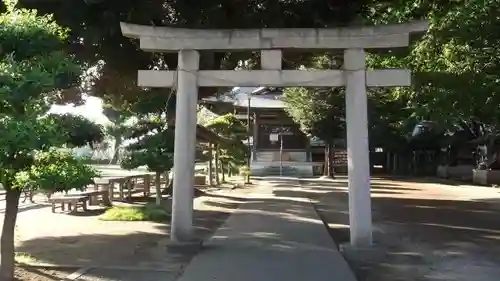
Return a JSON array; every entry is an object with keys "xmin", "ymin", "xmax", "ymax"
[
  {"xmin": 120, "ymin": 21, "xmax": 428, "ymax": 52},
  {"xmin": 120, "ymin": 21, "xmax": 428, "ymax": 89}
]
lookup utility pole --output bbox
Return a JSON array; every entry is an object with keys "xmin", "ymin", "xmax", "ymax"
[
  {"xmin": 247, "ymin": 95, "xmax": 252, "ymax": 170},
  {"xmin": 279, "ymin": 133, "xmax": 283, "ymax": 176}
]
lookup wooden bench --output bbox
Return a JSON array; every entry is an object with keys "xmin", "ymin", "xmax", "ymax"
[
  {"xmin": 194, "ymin": 175, "xmax": 207, "ymax": 186},
  {"xmin": 109, "ymin": 177, "xmax": 129, "ymax": 201},
  {"xmin": 49, "ymin": 195, "xmax": 89, "ymax": 213},
  {"xmin": 131, "ymin": 175, "xmax": 151, "ymax": 197},
  {"xmin": 22, "ymin": 186, "xmax": 35, "ymax": 203},
  {"xmin": 79, "ymin": 190, "xmax": 110, "ymax": 206}
]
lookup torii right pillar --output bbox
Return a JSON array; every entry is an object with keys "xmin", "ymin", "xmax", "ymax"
[{"xmin": 344, "ymin": 48, "xmax": 372, "ymax": 246}]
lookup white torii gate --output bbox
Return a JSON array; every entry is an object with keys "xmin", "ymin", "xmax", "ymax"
[{"xmin": 120, "ymin": 21, "xmax": 428, "ymax": 247}]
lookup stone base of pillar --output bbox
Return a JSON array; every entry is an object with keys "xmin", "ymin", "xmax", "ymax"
[
  {"xmin": 473, "ymin": 169, "xmax": 500, "ymax": 185},
  {"xmin": 436, "ymin": 165, "xmax": 448, "ymax": 178},
  {"xmin": 339, "ymin": 242, "xmax": 385, "ymax": 266},
  {"xmin": 165, "ymin": 238, "xmax": 203, "ymax": 255}
]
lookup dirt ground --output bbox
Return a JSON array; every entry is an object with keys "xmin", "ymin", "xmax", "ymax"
[
  {"xmin": 11, "ymin": 175, "xmax": 500, "ymax": 281},
  {"xmin": 5, "ymin": 179, "xmax": 258, "ymax": 281},
  {"xmin": 14, "ymin": 267, "xmax": 75, "ymax": 281},
  {"xmin": 300, "ymin": 176, "xmax": 500, "ymax": 281}
]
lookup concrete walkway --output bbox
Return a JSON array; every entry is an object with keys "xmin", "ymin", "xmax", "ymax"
[{"xmin": 177, "ymin": 177, "xmax": 357, "ymax": 281}]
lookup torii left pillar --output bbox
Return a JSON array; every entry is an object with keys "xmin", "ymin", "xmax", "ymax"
[{"xmin": 170, "ymin": 50, "xmax": 199, "ymax": 241}]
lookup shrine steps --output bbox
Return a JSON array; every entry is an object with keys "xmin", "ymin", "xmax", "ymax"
[{"xmin": 251, "ymin": 161, "xmax": 313, "ymax": 177}]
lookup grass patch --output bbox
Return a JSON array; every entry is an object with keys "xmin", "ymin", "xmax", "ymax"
[
  {"xmin": 15, "ymin": 252, "xmax": 36, "ymax": 264},
  {"xmin": 99, "ymin": 203, "xmax": 170, "ymax": 222}
]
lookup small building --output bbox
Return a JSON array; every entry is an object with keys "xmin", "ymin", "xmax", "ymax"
[{"xmin": 202, "ymin": 87, "xmax": 348, "ymax": 176}]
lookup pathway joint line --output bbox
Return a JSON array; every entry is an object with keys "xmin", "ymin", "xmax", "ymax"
[
  {"xmin": 17, "ymin": 262, "xmax": 183, "ymax": 272},
  {"xmin": 64, "ymin": 267, "xmax": 91, "ymax": 281}
]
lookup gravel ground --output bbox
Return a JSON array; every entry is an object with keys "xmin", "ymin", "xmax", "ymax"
[
  {"xmin": 14, "ymin": 267, "xmax": 74, "ymax": 281},
  {"xmin": 301, "ymin": 177, "xmax": 500, "ymax": 281},
  {"xmin": 10, "ymin": 178, "xmax": 260, "ymax": 281},
  {"xmin": 76, "ymin": 269, "xmax": 179, "ymax": 281}
]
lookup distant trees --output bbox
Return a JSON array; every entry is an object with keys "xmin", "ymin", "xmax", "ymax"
[
  {"xmin": 205, "ymin": 114, "xmax": 248, "ymax": 182},
  {"xmin": 120, "ymin": 116, "xmax": 174, "ymax": 205}
]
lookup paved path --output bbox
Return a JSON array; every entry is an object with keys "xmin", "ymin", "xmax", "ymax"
[{"xmin": 177, "ymin": 177, "xmax": 357, "ymax": 281}]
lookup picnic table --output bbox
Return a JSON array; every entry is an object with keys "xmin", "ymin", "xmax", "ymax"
[
  {"xmin": 107, "ymin": 173, "xmax": 155, "ymax": 201},
  {"xmin": 48, "ymin": 173, "xmax": 160, "ymax": 214},
  {"xmin": 49, "ymin": 195, "xmax": 89, "ymax": 213}
]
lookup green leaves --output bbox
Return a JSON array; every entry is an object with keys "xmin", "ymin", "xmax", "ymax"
[
  {"xmin": 121, "ymin": 116, "xmax": 175, "ymax": 173},
  {"xmin": 0, "ymin": 7, "xmax": 68, "ymax": 61},
  {"xmin": 17, "ymin": 149, "xmax": 100, "ymax": 192},
  {"xmin": 46, "ymin": 113, "xmax": 105, "ymax": 148},
  {"xmin": 205, "ymin": 114, "xmax": 247, "ymax": 139},
  {"xmin": 205, "ymin": 114, "xmax": 248, "ymax": 170},
  {"xmin": 0, "ymin": 6, "xmax": 81, "ymax": 119},
  {"xmin": 367, "ymin": 0, "xmax": 500, "ymax": 130},
  {"xmin": 283, "ymin": 87, "xmax": 345, "ymax": 143},
  {"xmin": 0, "ymin": 5, "xmax": 86, "ymax": 189},
  {"xmin": 0, "ymin": 117, "xmax": 56, "ymax": 167}
]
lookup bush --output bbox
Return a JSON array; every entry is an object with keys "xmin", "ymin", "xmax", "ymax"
[
  {"xmin": 14, "ymin": 149, "xmax": 100, "ymax": 193},
  {"xmin": 99, "ymin": 203, "xmax": 170, "ymax": 222},
  {"xmin": 239, "ymin": 165, "xmax": 251, "ymax": 177}
]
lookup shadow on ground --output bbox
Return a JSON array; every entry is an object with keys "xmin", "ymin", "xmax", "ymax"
[
  {"xmin": 0, "ymin": 202, "xmax": 49, "ymax": 214},
  {"xmin": 17, "ymin": 176, "xmax": 500, "ymax": 281},
  {"xmin": 298, "ymin": 178, "xmax": 500, "ymax": 281},
  {"xmin": 17, "ymin": 178, "xmax": 348, "ymax": 281},
  {"xmin": 16, "ymin": 203, "xmax": 232, "ymax": 268}
]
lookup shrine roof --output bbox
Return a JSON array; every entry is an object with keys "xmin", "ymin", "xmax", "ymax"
[{"xmin": 202, "ymin": 87, "xmax": 285, "ymax": 109}]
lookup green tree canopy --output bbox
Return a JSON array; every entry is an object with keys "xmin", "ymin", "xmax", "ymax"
[
  {"xmin": 17, "ymin": 0, "xmax": 375, "ymax": 111},
  {"xmin": 47, "ymin": 113, "xmax": 105, "ymax": 148},
  {"xmin": 16, "ymin": 149, "xmax": 100, "ymax": 194},
  {"xmin": 205, "ymin": 114, "xmax": 248, "ymax": 177},
  {"xmin": 0, "ymin": 3, "xmax": 96, "ymax": 279},
  {"xmin": 121, "ymin": 117, "xmax": 175, "ymax": 174},
  {"xmin": 284, "ymin": 87, "xmax": 345, "ymax": 143}
]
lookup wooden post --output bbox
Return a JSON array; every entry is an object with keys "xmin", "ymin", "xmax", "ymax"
[
  {"xmin": 127, "ymin": 178, "xmax": 133, "ymax": 201},
  {"xmin": 154, "ymin": 172, "xmax": 162, "ymax": 205},
  {"xmin": 119, "ymin": 179, "xmax": 124, "ymax": 201},
  {"xmin": 101, "ymin": 183, "xmax": 112, "ymax": 207},
  {"xmin": 215, "ymin": 144, "xmax": 220, "ymax": 185},
  {"xmin": 208, "ymin": 142, "xmax": 214, "ymax": 186},
  {"xmin": 144, "ymin": 174, "xmax": 151, "ymax": 197}
]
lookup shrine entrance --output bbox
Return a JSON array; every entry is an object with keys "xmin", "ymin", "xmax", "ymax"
[{"xmin": 120, "ymin": 21, "xmax": 428, "ymax": 247}]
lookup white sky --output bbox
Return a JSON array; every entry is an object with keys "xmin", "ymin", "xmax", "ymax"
[
  {"xmin": 48, "ymin": 96, "xmax": 110, "ymax": 125},
  {"xmin": 49, "ymin": 86, "xmax": 244, "ymax": 125}
]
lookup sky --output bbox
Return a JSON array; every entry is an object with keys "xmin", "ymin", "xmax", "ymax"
[
  {"xmin": 48, "ymin": 96, "xmax": 110, "ymax": 125},
  {"xmin": 49, "ymin": 87, "xmax": 262, "ymax": 125},
  {"xmin": 48, "ymin": 87, "xmax": 247, "ymax": 125}
]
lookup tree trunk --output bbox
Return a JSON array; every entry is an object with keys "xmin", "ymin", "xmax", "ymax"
[
  {"xmin": 328, "ymin": 143, "xmax": 335, "ymax": 178},
  {"xmin": 214, "ymin": 148, "xmax": 220, "ymax": 185},
  {"xmin": 109, "ymin": 135, "xmax": 122, "ymax": 164},
  {"xmin": 155, "ymin": 172, "xmax": 162, "ymax": 205},
  {"xmin": 221, "ymin": 162, "xmax": 226, "ymax": 182},
  {"xmin": 323, "ymin": 143, "xmax": 335, "ymax": 178},
  {"xmin": 164, "ymin": 172, "xmax": 170, "ymax": 190},
  {"xmin": 163, "ymin": 173, "xmax": 173, "ymax": 195},
  {"xmin": 323, "ymin": 145, "xmax": 328, "ymax": 176},
  {"xmin": 393, "ymin": 153, "xmax": 398, "ymax": 173},
  {"xmin": 208, "ymin": 144, "xmax": 214, "ymax": 186},
  {"xmin": 0, "ymin": 189, "xmax": 21, "ymax": 281}
]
